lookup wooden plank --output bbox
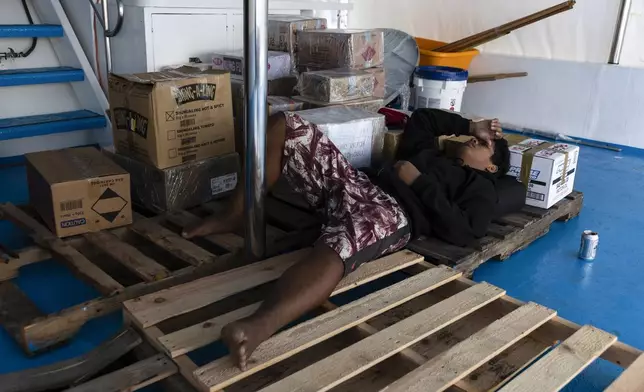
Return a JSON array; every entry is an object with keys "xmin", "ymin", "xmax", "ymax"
[
  {"xmin": 21, "ymin": 252, "xmax": 241, "ymax": 353},
  {"xmin": 0, "ymin": 329, "xmax": 141, "ymax": 392},
  {"xmin": 159, "ymin": 250, "xmax": 425, "ymax": 358},
  {"xmin": 382, "ymin": 302, "xmax": 557, "ymax": 392},
  {"xmin": 606, "ymin": 354, "xmax": 644, "ymax": 392},
  {"xmin": 0, "ymin": 281, "xmax": 45, "ymax": 354},
  {"xmin": 259, "ymin": 283, "xmax": 506, "ymax": 392},
  {"xmin": 194, "ymin": 265, "xmax": 462, "ymax": 391},
  {"xmin": 65, "ymin": 354, "xmax": 177, "ymax": 392},
  {"xmin": 521, "ymin": 205, "xmax": 549, "ymax": 218},
  {"xmin": 124, "ymin": 249, "xmax": 311, "ymax": 328},
  {"xmin": 84, "ymin": 231, "xmax": 170, "ymax": 282},
  {"xmin": 468, "ymin": 72, "xmax": 528, "ymax": 83},
  {"xmin": 407, "ymin": 237, "xmax": 475, "ymax": 264},
  {"xmin": 0, "ymin": 245, "xmax": 52, "ymax": 282},
  {"xmin": 486, "ymin": 223, "xmax": 515, "ymax": 239},
  {"xmin": 503, "ymin": 325, "xmax": 617, "ymax": 392},
  {"xmin": 494, "ymin": 213, "xmax": 534, "ymax": 228},
  {"xmin": 165, "ymin": 210, "xmax": 244, "ymax": 253},
  {"xmin": 130, "ymin": 219, "xmax": 217, "ymax": 266},
  {"xmin": 0, "ymin": 203, "xmax": 123, "ymax": 295}
]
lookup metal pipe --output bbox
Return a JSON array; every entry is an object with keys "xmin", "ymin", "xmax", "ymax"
[
  {"xmin": 609, "ymin": 0, "xmax": 632, "ymax": 64},
  {"xmin": 88, "ymin": 0, "xmax": 124, "ymax": 37},
  {"xmin": 243, "ymin": 0, "xmax": 268, "ymax": 259}
]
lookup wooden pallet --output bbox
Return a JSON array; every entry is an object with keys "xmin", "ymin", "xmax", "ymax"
[
  {"xmin": 123, "ymin": 250, "xmax": 641, "ymax": 392},
  {"xmin": 0, "ymin": 198, "xmax": 317, "ymax": 355},
  {"xmin": 270, "ymin": 182, "xmax": 584, "ymax": 276}
]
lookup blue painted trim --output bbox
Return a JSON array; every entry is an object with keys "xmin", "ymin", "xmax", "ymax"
[
  {"xmin": 0, "ymin": 110, "xmax": 107, "ymax": 141},
  {"xmin": 0, "ymin": 25, "xmax": 64, "ymax": 38},
  {"xmin": 0, "ymin": 67, "xmax": 84, "ymax": 87}
]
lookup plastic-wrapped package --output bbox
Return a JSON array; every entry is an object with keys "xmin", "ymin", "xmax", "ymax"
[
  {"xmin": 268, "ymin": 96, "xmax": 305, "ymax": 114},
  {"xmin": 382, "ymin": 29, "xmax": 419, "ymax": 104},
  {"xmin": 104, "ymin": 148, "xmax": 240, "ymax": 213},
  {"xmin": 297, "ymin": 29, "xmax": 384, "ymax": 69},
  {"xmin": 268, "ymin": 15, "xmax": 327, "ymax": 54},
  {"xmin": 292, "ymin": 95, "xmax": 383, "ymax": 113},
  {"xmin": 211, "ymin": 50, "xmax": 292, "ymax": 80},
  {"xmin": 298, "ymin": 69, "xmax": 374, "ymax": 102},
  {"xmin": 294, "ymin": 106, "xmax": 386, "ymax": 168},
  {"xmin": 364, "ymin": 67, "xmax": 385, "ymax": 98}
]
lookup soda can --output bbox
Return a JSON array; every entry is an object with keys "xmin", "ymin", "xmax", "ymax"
[{"xmin": 578, "ymin": 230, "xmax": 599, "ymax": 260}]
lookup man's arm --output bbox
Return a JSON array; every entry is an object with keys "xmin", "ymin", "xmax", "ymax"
[{"xmin": 396, "ymin": 109, "xmax": 470, "ymax": 160}]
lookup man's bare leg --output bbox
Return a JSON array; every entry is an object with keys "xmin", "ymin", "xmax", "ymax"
[
  {"xmin": 221, "ymin": 242, "xmax": 344, "ymax": 370},
  {"xmin": 182, "ymin": 114, "xmax": 287, "ymax": 238}
]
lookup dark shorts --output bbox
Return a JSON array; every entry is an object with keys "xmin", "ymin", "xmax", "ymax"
[{"xmin": 281, "ymin": 112, "xmax": 411, "ymax": 276}]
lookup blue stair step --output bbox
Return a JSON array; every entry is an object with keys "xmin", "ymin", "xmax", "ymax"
[
  {"xmin": 0, "ymin": 67, "xmax": 84, "ymax": 87},
  {"xmin": 0, "ymin": 110, "xmax": 107, "ymax": 141},
  {"xmin": 0, "ymin": 25, "xmax": 64, "ymax": 38}
]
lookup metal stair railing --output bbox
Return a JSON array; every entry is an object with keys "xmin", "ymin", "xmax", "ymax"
[{"xmin": 87, "ymin": 0, "xmax": 124, "ymax": 73}]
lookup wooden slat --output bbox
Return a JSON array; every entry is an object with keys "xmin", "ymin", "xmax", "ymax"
[
  {"xmin": 494, "ymin": 213, "xmax": 534, "ymax": 228},
  {"xmin": 165, "ymin": 210, "xmax": 244, "ymax": 253},
  {"xmin": 84, "ymin": 231, "xmax": 170, "ymax": 281},
  {"xmin": 408, "ymin": 237, "xmax": 475, "ymax": 264},
  {"xmin": 124, "ymin": 248, "xmax": 310, "ymax": 328},
  {"xmin": 64, "ymin": 354, "xmax": 177, "ymax": 392},
  {"xmin": 0, "ymin": 245, "xmax": 52, "ymax": 282},
  {"xmin": 130, "ymin": 219, "xmax": 217, "ymax": 266},
  {"xmin": 159, "ymin": 250, "xmax": 425, "ymax": 357},
  {"xmin": 0, "ymin": 329, "xmax": 141, "ymax": 392},
  {"xmin": 503, "ymin": 325, "xmax": 617, "ymax": 392},
  {"xmin": 382, "ymin": 302, "xmax": 557, "ymax": 392},
  {"xmin": 521, "ymin": 205, "xmax": 549, "ymax": 218},
  {"xmin": 0, "ymin": 281, "xmax": 45, "ymax": 353},
  {"xmin": 606, "ymin": 354, "xmax": 644, "ymax": 392},
  {"xmin": 194, "ymin": 265, "xmax": 462, "ymax": 391},
  {"xmin": 0, "ymin": 203, "xmax": 123, "ymax": 295},
  {"xmin": 259, "ymin": 283, "xmax": 506, "ymax": 392},
  {"xmin": 486, "ymin": 223, "xmax": 515, "ymax": 239}
]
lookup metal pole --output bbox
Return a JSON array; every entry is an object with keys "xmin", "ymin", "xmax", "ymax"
[
  {"xmin": 243, "ymin": 0, "xmax": 268, "ymax": 259},
  {"xmin": 100, "ymin": 0, "xmax": 113, "ymax": 73},
  {"xmin": 609, "ymin": 0, "xmax": 632, "ymax": 64}
]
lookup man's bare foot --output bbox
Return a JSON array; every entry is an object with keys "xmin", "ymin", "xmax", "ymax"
[
  {"xmin": 182, "ymin": 216, "xmax": 229, "ymax": 239},
  {"xmin": 221, "ymin": 319, "xmax": 270, "ymax": 371}
]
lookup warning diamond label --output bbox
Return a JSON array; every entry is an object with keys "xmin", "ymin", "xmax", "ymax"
[{"xmin": 92, "ymin": 187, "xmax": 128, "ymax": 222}]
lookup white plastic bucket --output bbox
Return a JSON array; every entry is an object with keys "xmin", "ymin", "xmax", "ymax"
[{"xmin": 410, "ymin": 66, "xmax": 468, "ymax": 112}]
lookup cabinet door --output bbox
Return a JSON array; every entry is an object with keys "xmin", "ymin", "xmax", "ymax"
[
  {"xmin": 151, "ymin": 13, "xmax": 228, "ymax": 70},
  {"xmin": 230, "ymin": 13, "xmax": 244, "ymax": 52}
]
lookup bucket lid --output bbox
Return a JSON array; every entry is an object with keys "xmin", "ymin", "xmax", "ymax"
[{"xmin": 415, "ymin": 66, "xmax": 468, "ymax": 81}]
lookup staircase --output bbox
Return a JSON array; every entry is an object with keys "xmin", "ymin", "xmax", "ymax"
[{"xmin": 0, "ymin": 1, "xmax": 111, "ymax": 158}]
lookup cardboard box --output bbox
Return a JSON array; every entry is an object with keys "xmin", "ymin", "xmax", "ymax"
[
  {"xmin": 268, "ymin": 15, "xmax": 327, "ymax": 54},
  {"xmin": 104, "ymin": 148, "xmax": 239, "ymax": 213},
  {"xmin": 444, "ymin": 135, "xmax": 579, "ymax": 209},
  {"xmin": 26, "ymin": 147, "xmax": 132, "ymax": 238},
  {"xmin": 297, "ymin": 29, "xmax": 385, "ymax": 69},
  {"xmin": 109, "ymin": 70, "xmax": 235, "ymax": 169},
  {"xmin": 365, "ymin": 67, "xmax": 385, "ymax": 98},
  {"xmin": 295, "ymin": 106, "xmax": 386, "ymax": 168},
  {"xmin": 298, "ymin": 69, "xmax": 374, "ymax": 102},
  {"xmin": 383, "ymin": 129, "xmax": 403, "ymax": 162},
  {"xmin": 268, "ymin": 96, "xmax": 305, "ymax": 115},
  {"xmin": 292, "ymin": 95, "xmax": 383, "ymax": 113},
  {"xmin": 211, "ymin": 50, "xmax": 292, "ymax": 81}
]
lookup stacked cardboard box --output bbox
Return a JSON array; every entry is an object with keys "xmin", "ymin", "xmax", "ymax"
[
  {"xmin": 107, "ymin": 69, "xmax": 240, "ymax": 212},
  {"xmin": 267, "ymin": 15, "xmax": 327, "ymax": 67},
  {"xmin": 211, "ymin": 50, "xmax": 292, "ymax": 81}
]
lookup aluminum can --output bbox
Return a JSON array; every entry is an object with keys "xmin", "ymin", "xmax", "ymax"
[{"xmin": 578, "ymin": 230, "xmax": 599, "ymax": 260}]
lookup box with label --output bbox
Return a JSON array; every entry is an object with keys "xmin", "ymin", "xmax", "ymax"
[
  {"xmin": 298, "ymin": 69, "xmax": 374, "ymax": 103},
  {"xmin": 104, "ymin": 148, "xmax": 239, "ymax": 213},
  {"xmin": 295, "ymin": 106, "xmax": 386, "ymax": 168},
  {"xmin": 109, "ymin": 69, "xmax": 235, "ymax": 169},
  {"xmin": 211, "ymin": 50, "xmax": 292, "ymax": 81},
  {"xmin": 297, "ymin": 29, "xmax": 385, "ymax": 69},
  {"xmin": 444, "ymin": 135, "xmax": 579, "ymax": 209},
  {"xmin": 292, "ymin": 95, "xmax": 383, "ymax": 113},
  {"xmin": 268, "ymin": 15, "xmax": 327, "ymax": 54},
  {"xmin": 26, "ymin": 147, "xmax": 133, "ymax": 238},
  {"xmin": 364, "ymin": 67, "xmax": 385, "ymax": 98}
]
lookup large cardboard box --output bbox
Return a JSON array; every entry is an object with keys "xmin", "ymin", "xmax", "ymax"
[
  {"xmin": 297, "ymin": 29, "xmax": 385, "ymax": 69},
  {"xmin": 292, "ymin": 95, "xmax": 383, "ymax": 113},
  {"xmin": 26, "ymin": 147, "xmax": 132, "ymax": 238},
  {"xmin": 211, "ymin": 50, "xmax": 292, "ymax": 81},
  {"xmin": 109, "ymin": 70, "xmax": 235, "ymax": 169},
  {"xmin": 104, "ymin": 148, "xmax": 239, "ymax": 213},
  {"xmin": 268, "ymin": 15, "xmax": 327, "ymax": 55},
  {"xmin": 444, "ymin": 135, "xmax": 579, "ymax": 209},
  {"xmin": 298, "ymin": 69, "xmax": 374, "ymax": 103}
]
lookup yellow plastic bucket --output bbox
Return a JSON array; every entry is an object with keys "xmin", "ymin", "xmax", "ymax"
[{"xmin": 415, "ymin": 38, "xmax": 479, "ymax": 70}]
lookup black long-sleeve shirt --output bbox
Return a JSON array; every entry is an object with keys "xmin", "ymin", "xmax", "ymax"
[{"xmin": 368, "ymin": 109, "xmax": 498, "ymax": 247}]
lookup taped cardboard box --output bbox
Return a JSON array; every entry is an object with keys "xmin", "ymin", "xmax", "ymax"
[
  {"xmin": 109, "ymin": 69, "xmax": 235, "ymax": 170},
  {"xmin": 445, "ymin": 135, "xmax": 579, "ymax": 209},
  {"xmin": 211, "ymin": 50, "xmax": 292, "ymax": 81},
  {"xmin": 297, "ymin": 29, "xmax": 385, "ymax": 69},
  {"xmin": 295, "ymin": 106, "xmax": 386, "ymax": 168},
  {"xmin": 298, "ymin": 69, "xmax": 374, "ymax": 102},
  {"xmin": 268, "ymin": 96, "xmax": 305, "ymax": 115},
  {"xmin": 292, "ymin": 95, "xmax": 383, "ymax": 113},
  {"xmin": 364, "ymin": 67, "xmax": 385, "ymax": 98},
  {"xmin": 104, "ymin": 148, "xmax": 239, "ymax": 213},
  {"xmin": 26, "ymin": 147, "xmax": 132, "ymax": 238},
  {"xmin": 268, "ymin": 15, "xmax": 327, "ymax": 55}
]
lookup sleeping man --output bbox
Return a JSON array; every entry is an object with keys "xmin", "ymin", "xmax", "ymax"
[{"xmin": 183, "ymin": 108, "xmax": 510, "ymax": 370}]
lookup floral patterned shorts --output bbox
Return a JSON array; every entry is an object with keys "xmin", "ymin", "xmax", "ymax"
[{"xmin": 281, "ymin": 112, "xmax": 411, "ymax": 276}]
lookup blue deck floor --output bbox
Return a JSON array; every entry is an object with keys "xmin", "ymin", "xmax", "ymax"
[{"xmin": 1, "ymin": 143, "xmax": 643, "ymax": 390}]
